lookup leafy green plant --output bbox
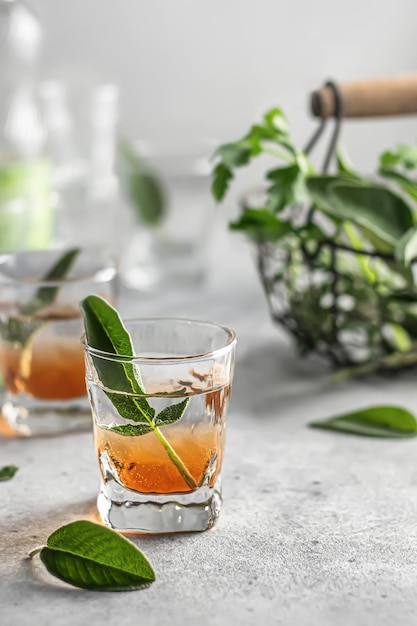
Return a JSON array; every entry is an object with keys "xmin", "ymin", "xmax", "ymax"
[
  {"xmin": 212, "ymin": 108, "xmax": 417, "ymax": 374},
  {"xmin": 30, "ymin": 520, "xmax": 155, "ymax": 591},
  {"xmin": 80, "ymin": 295, "xmax": 197, "ymax": 490}
]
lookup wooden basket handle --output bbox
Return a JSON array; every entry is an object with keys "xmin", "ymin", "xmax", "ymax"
[{"xmin": 311, "ymin": 76, "xmax": 417, "ymax": 119}]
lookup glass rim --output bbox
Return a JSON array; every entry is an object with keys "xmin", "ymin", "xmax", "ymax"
[
  {"xmin": 81, "ymin": 316, "xmax": 237, "ymax": 363},
  {"xmin": 0, "ymin": 250, "xmax": 118, "ymax": 287}
]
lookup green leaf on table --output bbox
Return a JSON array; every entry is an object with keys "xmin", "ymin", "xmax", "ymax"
[
  {"xmin": 395, "ymin": 225, "xmax": 417, "ymax": 265},
  {"xmin": 309, "ymin": 405, "xmax": 417, "ymax": 438},
  {"xmin": 119, "ymin": 140, "xmax": 166, "ymax": 226},
  {"xmin": 307, "ymin": 178, "xmax": 413, "ymax": 247},
  {"xmin": 0, "ymin": 465, "xmax": 18, "ymax": 481},
  {"xmin": 33, "ymin": 520, "xmax": 155, "ymax": 591},
  {"xmin": 229, "ymin": 208, "xmax": 292, "ymax": 241},
  {"xmin": 211, "ymin": 162, "xmax": 233, "ymax": 202}
]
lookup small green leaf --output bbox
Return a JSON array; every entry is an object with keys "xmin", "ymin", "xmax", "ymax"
[
  {"xmin": 309, "ymin": 405, "xmax": 417, "ymax": 438},
  {"xmin": 395, "ymin": 225, "xmax": 417, "ymax": 265},
  {"xmin": 379, "ymin": 150, "xmax": 402, "ymax": 169},
  {"xmin": 154, "ymin": 398, "xmax": 190, "ymax": 427},
  {"xmin": 263, "ymin": 108, "xmax": 290, "ymax": 136},
  {"xmin": 391, "ymin": 144, "xmax": 417, "ymax": 169},
  {"xmin": 0, "ymin": 465, "xmax": 18, "ymax": 481},
  {"xmin": 266, "ymin": 164, "xmax": 310, "ymax": 212},
  {"xmin": 211, "ymin": 162, "xmax": 233, "ymax": 202},
  {"xmin": 102, "ymin": 423, "xmax": 153, "ymax": 437},
  {"xmin": 216, "ymin": 141, "xmax": 252, "ymax": 169},
  {"xmin": 128, "ymin": 171, "xmax": 166, "ymax": 226},
  {"xmin": 119, "ymin": 140, "xmax": 166, "ymax": 226},
  {"xmin": 230, "ymin": 208, "xmax": 292, "ymax": 241},
  {"xmin": 336, "ymin": 148, "xmax": 364, "ymax": 182},
  {"xmin": 36, "ymin": 520, "xmax": 155, "ymax": 591},
  {"xmin": 21, "ymin": 248, "xmax": 81, "ymax": 316}
]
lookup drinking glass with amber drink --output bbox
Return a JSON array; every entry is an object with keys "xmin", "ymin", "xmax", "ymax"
[
  {"xmin": 0, "ymin": 249, "xmax": 117, "ymax": 436},
  {"xmin": 82, "ymin": 315, "xmax": 237, "ymax": 533}
]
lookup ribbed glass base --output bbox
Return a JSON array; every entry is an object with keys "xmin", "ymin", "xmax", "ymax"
[
  {"xmin": 97, "ymin": 477, "xmax": 222, "ymax": 534},
  {"xmin": 2, "ymin": 396, "xmax": 92, "ymax": 436}
]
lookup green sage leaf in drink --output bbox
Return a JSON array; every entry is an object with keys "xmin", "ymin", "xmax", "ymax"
[
  {"xmin": 4, "ymin": 247, "xmax": 81, "ymax": 347},
  {"xmin": 309, "ymin": 405, "xmax": 417, "ymax": 438},
  {"xmin": 33, "ymin": 520, "xmax": 155, "ymax": 591},
  {"xmin": 80, "ymin": 295, "xmax": 197, "ymax": 489}
]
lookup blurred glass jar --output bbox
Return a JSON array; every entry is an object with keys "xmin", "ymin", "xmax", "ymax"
[
  {"xmin": 119, "ymin": 140, "xmax": 214, "ymax": 291},
  {"xmin": 39, "ymin": 80, "xmax": 120, "ymax": 255},
  {"xmin": 0, "ymin": 0, "xmax": 53, "ymax": 253}
]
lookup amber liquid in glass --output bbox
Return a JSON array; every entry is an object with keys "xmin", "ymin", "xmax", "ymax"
[
  {"xmin": 95, "ymin": 384, "xmax": 230, "ymax": 494},
  {"xmin": 0, "ymin": 312, "xmax": 86, "ymax": 401}
]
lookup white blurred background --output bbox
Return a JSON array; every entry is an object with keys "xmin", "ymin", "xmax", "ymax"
[{"xmin": 35, "ymin": 0, "xmax": 417, "ymax": 173}]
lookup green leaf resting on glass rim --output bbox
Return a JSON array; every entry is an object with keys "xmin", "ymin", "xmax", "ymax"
[
  {"xmin": 36, "ymin": 520, "xmax": 155, "ymax": 591},
  {"xmin": 80, "ymin": 296, "xmax": 190, "ymax": 432},
  {"xmin": 0, "ymin": 465, "xmax": 18, "ymax": 481},
  {"xmin": 79, "ymin": 295, "xmax": 155, "ymax": 422},
  {"xmin": 309, "ymin": 405, "xmax": 417, "ymax": 438}
]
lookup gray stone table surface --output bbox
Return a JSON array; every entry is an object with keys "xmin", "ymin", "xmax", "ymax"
[{"xmin": 2, "ymin": 224, "xmax": 417, "ymax": 626}]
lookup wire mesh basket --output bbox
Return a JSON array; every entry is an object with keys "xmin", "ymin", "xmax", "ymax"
[{"xmin": 252, "ymin": 78, "xmax": 417, "ymax": 373}]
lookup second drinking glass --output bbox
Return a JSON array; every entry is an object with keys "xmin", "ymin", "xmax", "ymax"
[{"xmin": 0, "ymin": 248, "xmax": 117, "ymax": 436}]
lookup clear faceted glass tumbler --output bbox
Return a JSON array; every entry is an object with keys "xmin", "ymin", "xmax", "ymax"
[
  {"xmin": 83, "ymin": 318, "xmax": 237, "ymax": 534},
  {"xmin": 0, "ymin": 249, "xmax": 117, "ymax": 436}
]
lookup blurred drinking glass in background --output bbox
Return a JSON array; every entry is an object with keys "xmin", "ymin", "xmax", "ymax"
[
  {"xmin": 0, "ymin": 0, "xmax": 121, "ymax": 257},
  {"xmin": 0, "ymin": 248, "xmax": 117, "ymax": 436},
  {"xmin": 118, "ymin": 140, "xmax": 214, "ymax": 291},
  {"xmin": 39, "ymin": 80, "xmax": 120, "ymax": 254}
]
